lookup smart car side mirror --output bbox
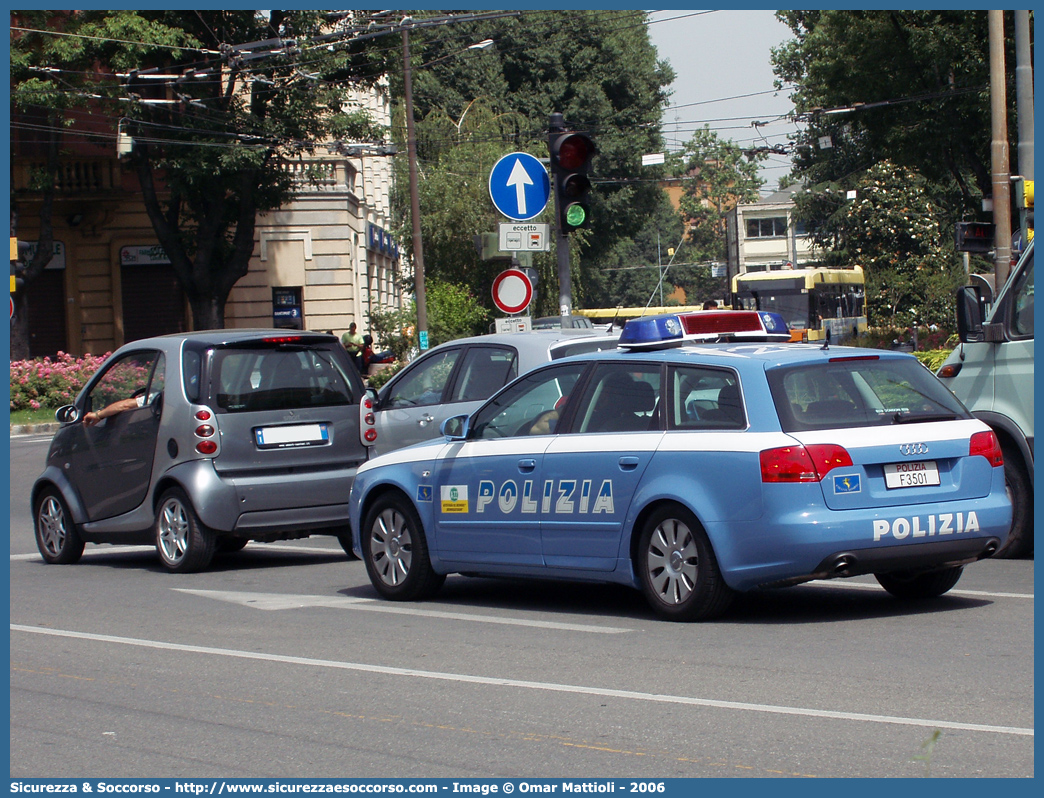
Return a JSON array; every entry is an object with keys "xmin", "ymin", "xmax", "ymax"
[
  {"xmin": 149, "ymin": 391, "xmax": 163, "ymax": 416},
  {"xmin": 55, "ymin": 405, "xmax": 80, "ymax": 424},
  {"xmin": 441, "ymin": 414, "xmax": 469, "ymax": 441}
]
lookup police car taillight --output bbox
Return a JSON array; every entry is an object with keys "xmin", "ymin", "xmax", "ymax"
[
  {"xmin": 969, "ymin": 430, "xmax": 1004, "ymax": 467},
  {"xmin": 619, "ymin": 309, "xmax": 790, "ymax": 349},
  {"xmin": 760, "ymin": 444, "xmax": 853, "ymax": 483}
]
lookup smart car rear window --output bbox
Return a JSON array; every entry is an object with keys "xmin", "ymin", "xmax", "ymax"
[
  {"xmin": 767, "ymin": 357, "xmax": 970, "ymax": 432},
  {"xmin": 211, "ymin": 347, "xmax": 354, "ymax": 413}
]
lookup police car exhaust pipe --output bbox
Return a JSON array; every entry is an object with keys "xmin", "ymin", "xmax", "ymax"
[{"xmin": 832, "ymin": 554, "xmax": 856, "ymax": 576}]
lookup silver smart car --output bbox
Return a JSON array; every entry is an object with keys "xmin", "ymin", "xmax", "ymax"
[{"xmin": 31, "ymin": 330, "xmax": 374, "ymax": 573}]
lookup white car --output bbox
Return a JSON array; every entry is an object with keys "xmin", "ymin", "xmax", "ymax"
[{"xmin": 371, "ymin": 329, "xmax": 617, "ymax": 455}]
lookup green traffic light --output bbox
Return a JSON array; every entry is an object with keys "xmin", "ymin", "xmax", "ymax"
[{"xmin": 565, "ymin": 203, "xmax": 586, "ymax": 228}]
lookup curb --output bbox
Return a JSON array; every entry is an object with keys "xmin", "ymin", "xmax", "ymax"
[{"xmin": 10, "ymin": 423, "xmax": 60, "ymax": 437}]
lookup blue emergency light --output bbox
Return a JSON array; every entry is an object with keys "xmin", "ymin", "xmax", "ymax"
[{"xmin": 618, "ymin": 310, "xmax": 791, "ymax": 349}]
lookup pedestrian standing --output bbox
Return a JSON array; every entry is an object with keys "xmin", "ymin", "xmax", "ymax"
[{"xmin": 341, "ymin": 322, "xmax": 365, "ymax": 371}]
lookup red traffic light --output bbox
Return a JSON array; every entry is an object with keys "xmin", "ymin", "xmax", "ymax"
[{"xmin": 552, "ymin": 133, "xmax": 595, "ymax": 171}]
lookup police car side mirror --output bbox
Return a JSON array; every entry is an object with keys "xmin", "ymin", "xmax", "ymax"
[
  {"xmin": 55, "ymin": 405, "xmax": 80, "ymax": 424},
  {"xmin": 441, "ymin": 414, "xmax": 469, "ymax": 441}
]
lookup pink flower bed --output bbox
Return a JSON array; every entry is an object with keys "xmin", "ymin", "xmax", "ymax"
[{"xmin": 10, "ymin": 351, "xmax": 111, "ymax": 412}]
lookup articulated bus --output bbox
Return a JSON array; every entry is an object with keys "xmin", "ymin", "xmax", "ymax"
[{"xmin": 731, "ymin": 266, "xmax": 867, "ymax": 342}]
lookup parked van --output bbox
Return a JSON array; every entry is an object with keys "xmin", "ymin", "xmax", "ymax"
[{"xmin": 938, "ymin": 241, "xmax": 1034, "ymax": 557}]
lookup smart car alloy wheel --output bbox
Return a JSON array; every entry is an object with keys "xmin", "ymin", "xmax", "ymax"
[
  {"xmin": 154, "ymin": 487, "xmax": 216, "ymax": 573},
  {"xmin": 34, "ymin": 488, "xmax": 85, "ymax": 564}
]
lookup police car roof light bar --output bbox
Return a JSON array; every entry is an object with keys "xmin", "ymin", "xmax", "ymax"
[{"xmin": 618, "ymin": 310, "xmax": 791, "ymax": 349}]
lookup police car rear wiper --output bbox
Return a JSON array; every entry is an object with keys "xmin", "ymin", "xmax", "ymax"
[{"xmin": 892, "ymin": 411, "xmax": 959, "ymax": 424}]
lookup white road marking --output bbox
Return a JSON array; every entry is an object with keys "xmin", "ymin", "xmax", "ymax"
[
  {"xmin": 9, "ymin": 542, "xmax": 342, "ymax": 562},
  {"xmin": 803, "ymin": 579, "xmax": 1034, "ymax": 600},
  {"xmin": 10, "ymin": 623, "xmax": 1033, "ymax": 738},
  {"xmin": 174, "ymin": 588, "xmax": 632, "ymax": 634}
]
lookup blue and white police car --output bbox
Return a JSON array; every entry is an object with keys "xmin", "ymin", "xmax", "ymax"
[{"xmin": 348, "ymin": 310, "xmax": 1011, "ymax": 621}]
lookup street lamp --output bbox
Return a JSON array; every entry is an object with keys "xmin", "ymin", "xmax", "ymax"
[{"xmin": 402, "ymin": 28, "xmax": 494, "ymax": 351}]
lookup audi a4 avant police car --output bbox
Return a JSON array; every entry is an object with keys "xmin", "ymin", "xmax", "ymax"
[
  {"xmin": 349, "ymin": 310, "xmax": 1010, "ymax": 621},
  {"xmin": 32, "ymin": 330, "xmax": 374, "ymax": 573}
]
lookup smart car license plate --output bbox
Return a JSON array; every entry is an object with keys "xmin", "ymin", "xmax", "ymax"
[
  {"xmin": 884, "ymin": 461, "xmax": 940, "ymax": 488},
  {"xmin": 255, "ymin": 423, "xmax": 329, "ymax": 449}
]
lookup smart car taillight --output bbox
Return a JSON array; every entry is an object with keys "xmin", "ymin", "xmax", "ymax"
[
  {"xmin": 970, "ymin": 430, "xmax": 1004, "ymax": 467},
  {"xmin": 760, "ymin": 444, "xmax": 852, "ymax": 482},
  {"xmin": 360, "ymin": 393, "xmax": 377, "ymax": 447},
  {"xmin": 191, "ymin": 405, "xmax": 219, "ymax": 457}
]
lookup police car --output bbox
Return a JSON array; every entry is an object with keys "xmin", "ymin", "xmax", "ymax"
[{"xmin": 348, "ymin": 310, "xmax": 1010, "ymax": 621}]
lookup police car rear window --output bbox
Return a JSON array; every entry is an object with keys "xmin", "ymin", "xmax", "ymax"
[{"xmin": 767, "ymin": 357, "xmax": 970, "ymax": 432}]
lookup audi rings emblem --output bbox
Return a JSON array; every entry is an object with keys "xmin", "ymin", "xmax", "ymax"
[{"xmin": 900, "ymin": 442, "xmax": 929, "ymax": 456}]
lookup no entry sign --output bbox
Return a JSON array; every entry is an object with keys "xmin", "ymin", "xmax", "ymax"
[{"xmin": 491, "ymin": 268, "xmax": 533, "ymax": 314}]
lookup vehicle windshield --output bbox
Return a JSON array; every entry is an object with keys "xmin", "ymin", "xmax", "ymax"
[{"xmin": 766, "ymin": 356, "xmax": 970, "ymax": 432}]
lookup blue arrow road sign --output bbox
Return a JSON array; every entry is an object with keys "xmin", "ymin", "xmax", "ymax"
[{"xmin": 488, "ymin": 152, "xmax": 550, "ymax": 221}]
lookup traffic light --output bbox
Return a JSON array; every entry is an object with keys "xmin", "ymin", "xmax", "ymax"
[
  {"xmin": 955, "ymin": 221, "xmax": 995, "ymax": 253},
  {"xmin": 1016, "ymin": 179, "xmax": 1034, "ymax": 244},
  {"xmin": 548, "ymin": 127, "xmax": 596, "ymax": 233}
]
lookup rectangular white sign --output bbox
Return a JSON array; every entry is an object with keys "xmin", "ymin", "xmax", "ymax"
[
  {"xmin": 641, "ymin": 152, "xmax": 666, "ymax": 166},
  {"xmin": 498, "ymin": 223, "xmax": 550, "ymax": 252},
  {"xmin": 495, "ymin": 316, "xmax": 532, "ymax": 334}
]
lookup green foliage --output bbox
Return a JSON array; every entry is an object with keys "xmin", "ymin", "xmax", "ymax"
[
  {"xmin": 426, "ymin": 281, "xmax": 491, "ymax": 345},
  {"xmin": 367, "ymin": 280, "xmax": 490, "ymax": 360},
  {"xmin": 772, "ymin": 10, "xmax": 1018, "ymax": 222},
  {"xmin": 390, "ymin": 11, "xmax": 675, "ymax": 311},
  {"xmin": 673, "ymin": 128, "xmax": 765, "ymax": 263},
  {"xmin": 12, "ymin": 11, "xmax": 397, "ymax": 331},
  {"xmin": 824, "ymin": 161, "xmax": 965, "ymax": 327}
]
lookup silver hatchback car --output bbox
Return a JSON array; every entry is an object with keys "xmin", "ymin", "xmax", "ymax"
[
  {"xmin": 31, "ymin": 330, "xmax": 373, "ymax": 572},
  {"xmin": 372, "ymin": 329, "xmax": 618, "ymax": 455}
]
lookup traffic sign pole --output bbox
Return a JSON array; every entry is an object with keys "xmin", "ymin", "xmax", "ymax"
[{"xmin": 549, "ymin": 113, "xmax": 573, "ymax": 326}]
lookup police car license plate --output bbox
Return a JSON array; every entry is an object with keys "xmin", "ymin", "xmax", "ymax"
[
  {"xmin": 255, "ymin": 423, "xmax": 329, "ymax": 449},
  {"xmin": 883, "ymin": 461, "xmax": 940, "ymax": 488}
]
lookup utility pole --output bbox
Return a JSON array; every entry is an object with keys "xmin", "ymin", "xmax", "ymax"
[
  {"xmin": 402, "ymin": 27, "xmax": 429, "ymax": 350},
  {"xmin": 988, "ymin": 10, "xmax": 1012, "ymax": 286}
]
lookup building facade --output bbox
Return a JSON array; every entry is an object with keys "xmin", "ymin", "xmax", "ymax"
[
  {"xmin": 12, "ymin": 86, "xmax": 402, "ymax": 359},
  {"xmin": 724, "ymin": 185, "xmax": 821, "ymax": 286}
]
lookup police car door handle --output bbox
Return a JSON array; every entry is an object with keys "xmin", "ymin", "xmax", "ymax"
[
  {"xmin": 518, "ymin": 459, "xmax": 536, "ymax": 472},
  {"xmin": 418, "ymin": 413, "xmax": 434, "ymax": 426},
  {"xmin": 619, "ymin": 456, "xmax": 640, "ymax": 470}
]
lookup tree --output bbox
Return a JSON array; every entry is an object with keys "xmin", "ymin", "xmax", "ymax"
[
  {"xmin": 673, "ymin": 127, "xmax": 766, "ymax": 265},
  {"xmin": 772, "ymin": 10, "xmax": 1021, "ymax": 220},
  {"xmin": 11, "ymin": 11, "xmax": 395, "ymax": 336},
  {"xmin": 389, "ymin": 10, "xmax": 675, "ymax": 306},
  {"xmin": 831, "ymin": 161, "xmax": 964, "ymax": 328}
]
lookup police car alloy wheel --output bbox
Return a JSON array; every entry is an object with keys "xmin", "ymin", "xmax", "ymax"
[
  {"xmin": 362, "ymin": 493, "xmax": 445, "ymax": 601},
  {"xmin": 34, "ymin": 488, "xmax": 85, "ymax": 565},
  {"xmin": 154, "ymin": 487, "xmax": 216, "ymax": 573},
  {"xmin": 638, "ymin": 503, "xmax": 734, "ymax": 621},
  {"xmin": 874, "ymin": 566, "xmax": 964, "ymax": 600}
]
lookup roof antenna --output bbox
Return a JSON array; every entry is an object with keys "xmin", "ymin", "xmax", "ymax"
[{"xmin": 820, "ymin": 328, "xmax": 831, "ymax": 350}]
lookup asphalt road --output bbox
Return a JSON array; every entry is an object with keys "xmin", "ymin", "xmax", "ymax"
[{"xmin": 9, "ymin": 434, "xmax": 1035, "ymax": 779}]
